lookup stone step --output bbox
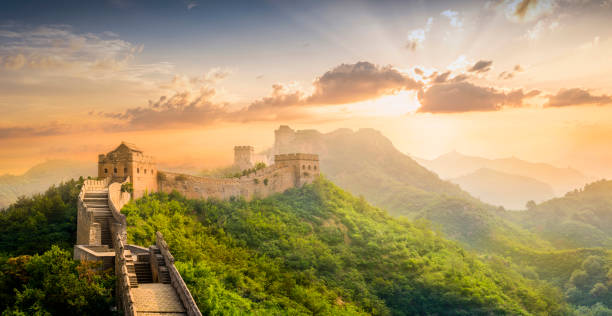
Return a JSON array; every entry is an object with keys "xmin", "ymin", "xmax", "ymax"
[
  {"xmin": 136, "ymin": 253, "xmax": 151, "ymax": 262},
  {"xmin": 84, "ymin": 197, "xmax": 108, "ymax": 201},
  {"xmin": 91, "ymin": 208, "xmax": 111, "ymax": 213}
]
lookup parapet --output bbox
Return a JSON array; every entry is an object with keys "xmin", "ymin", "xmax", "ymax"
[
  {"xmin": 234, "ymin": 145, "xmax": 254, "ymax": 151},
  {"xmin": 274, "ymin": 153, "xmax": 319, "ymax": 162}
]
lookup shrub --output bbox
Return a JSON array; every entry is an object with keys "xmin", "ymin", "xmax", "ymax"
[
  {"xmin": 157, "ymin": 172, "xmax": 167, "ymax": 181},
  {"xmin": 121, "ymin": 182, "xmax": 133, "ymax": 193}
]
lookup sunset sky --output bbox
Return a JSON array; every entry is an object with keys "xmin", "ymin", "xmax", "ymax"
[{"xmin": 1, "ymin": 0, "xmax": 611, "ymax": 178}]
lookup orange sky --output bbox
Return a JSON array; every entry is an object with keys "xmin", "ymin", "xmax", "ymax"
[{"xmin": 1, "ymin": 0, "xmax": 612, "ymax": 178}]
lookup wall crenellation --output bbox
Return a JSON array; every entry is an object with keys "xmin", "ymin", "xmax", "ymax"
[{"xmin": 95, "ymin": 142, "xmax": 320, "ymax": 201}]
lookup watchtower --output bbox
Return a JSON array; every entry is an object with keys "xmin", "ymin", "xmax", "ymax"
[
  {"xmin": 234, "ymin": 146, "xmax": 254, "ymax": 171},
  {"xmin": 98, "ymin": 142, "xmax": 158, "ymax": 198},
  {"xmin": 274, "ymin": 153, "xmax": 320, "ymax": 186}
]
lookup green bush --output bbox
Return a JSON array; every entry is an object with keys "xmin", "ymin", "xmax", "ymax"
[{"xmin": 121, "ymin": 182, "xmax": 133, "ymax": 194}]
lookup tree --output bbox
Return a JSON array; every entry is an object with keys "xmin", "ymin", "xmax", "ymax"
[{"xmin": 526, "ymin": 200, "xmax": 536, "ymax": 210}]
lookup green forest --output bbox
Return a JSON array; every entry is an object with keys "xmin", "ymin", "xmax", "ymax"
[
  {"xmin": 1, "ymin": 177, "xmax": 611, "ymax": 315},
  {"xmin": 0, "ymin": 179, "xmax": 116, "ymax": 315}
]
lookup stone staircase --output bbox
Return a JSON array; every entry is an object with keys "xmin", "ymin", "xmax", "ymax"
[
  {"xmin": 125, "ymin": 250, "xmax": 139, "ymax": 288},
  {"xmin": 151, "ymin": 246, "xmax": 171, "ymax": 284},
  {"xmin": 83, "ymin": 190, "xmax": 113, "ymax": 248},
  {"xmin": 134, "ymin": 252, "xmax": 153, "ymax": 284}
]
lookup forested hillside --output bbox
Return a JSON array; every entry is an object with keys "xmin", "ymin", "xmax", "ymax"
[
  {"xmin": 0, "ymin": 179, "xmax": 116, "ymax": 315},
  {"xmin": 1, "ymin": 175, "xmax": 611, "ymax": 315},
  {"xmin": 273, "ymin": 128, "xmax": 476, "ymax": 216},
  {"xmin": 502, "ymin": 180, "xmax": 612, "ymax": 249},
  {"xmin": 123, "ymin": 178, "xmax": 571, "ymax": 315}
]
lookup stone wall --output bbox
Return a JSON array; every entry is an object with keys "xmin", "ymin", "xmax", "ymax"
[
  {"xmin": 76, "ymin": 178, "xmax": 109, "ymax": 245},
  {"xmin": 156, "ymin": 232, "xmax": 202, "ymax": 316},
  {"xmin": 98, "ymin": 142, "xmax": 158, "ymax": 198},
  {"xmin": 158, "ymin": 164, "xmax": 298, "ymax": 200}
]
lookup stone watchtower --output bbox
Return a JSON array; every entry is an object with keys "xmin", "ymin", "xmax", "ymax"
[
  {"xmin": 274, "ymin": 153, "xmax": 320, "ymax": 187},
  {"xmin": 234, "ymin": 146, "xmax": 254, "ymax": 171},
  {"xmin": 274, "ymin": 125, "xmax": 296, "ymax": 154},
  {"xmin": 98, "ymin": 142, "xmax": 158, "ymax": 198}
]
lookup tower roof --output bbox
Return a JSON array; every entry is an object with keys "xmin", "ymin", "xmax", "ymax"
[{"xmin": 114, "ymin": 141, "xmax": 142, "ymax": 153}]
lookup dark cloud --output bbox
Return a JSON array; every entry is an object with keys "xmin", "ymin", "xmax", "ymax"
[
  {"xmin": 468, "ymin": 60, "xmax": 493, "ymax": 73},
  {"xmin": 515, "ymin": 0, "xmax": 537, "ymax": 19},
  {"xmin": 432, "ymin": 71, "xmax": 451, "ymax": 83},
  {"xmin": 245, "ymin": 84, "xmax": 304, "ymax": 113},
  {"xmin": 102, "ymin": 88, "xmax": 230, "ymax": 129},
  {"xmin": 417, "ymin": 81, "xmax": 539, "ymax": 113},
  {"xmin": 450, "ymin": 74, "xmax": 469, "ymax": 83},
  {"xmin": 545, "ymin": 88, "xmax": 612, "ymax": 107},
  {"xmin": 498, "ymin": 71, "xmax": 514, "ymax": 80},
  {"xmin": 414, "ymin": 68, "xmax": 424, "ymax": 75},
  {"xmin": 499, "ymin": 64, "xmax": 524, "ymax": 80},
  {"xmin": 306, "ymin": 61, "xmax": 422, "ymax": 104},
  {"xmin": 430, "ymin": 71, "xmax": 469, "ymax": 84}
]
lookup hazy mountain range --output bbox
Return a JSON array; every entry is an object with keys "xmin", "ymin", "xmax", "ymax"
[
  {"xmin": 271, "ymin": 127, "xmax": 476, "ymax": 215},
  {"xmin": 450, "ymin": 168, "xmax": 555, "ymax": 209},
  {"xmin": 0, "ymin": 160, "xmax": 95, "ymax": 209},
  {"xmin": 415, "ymin": 151, "xmax": 593, "ymax": 209}
]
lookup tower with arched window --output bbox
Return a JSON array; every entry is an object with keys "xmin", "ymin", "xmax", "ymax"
[{"xmin": 98, "ymin": 142, "xmax": 158, "ymax": 198}]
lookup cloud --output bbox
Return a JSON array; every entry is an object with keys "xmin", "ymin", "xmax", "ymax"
[
  {"xmin": 0, "ymin": 25, "xmax": 148, "ymax": 74},
  {"xmin": 186, "ymin": 1, "xmax": 198, "ymax": 10},
  {"xmin": 505, "ymin": 0, "xmax": 556, "ymax": 22},
  {"xmin": 102, "ymin": 61, "xmax": 423, "ymax": 129},
  {"xmin": 498, "ymin": 64, "xmax": 524, "ymax": 80},
  {"xmin": 3, "ymin": 54, "xmax": 26, "ymax": 70},
  {"xmin": 0, "ymin": 123, "xmax": 71, "ymax": 139},
  {"xmin": 545, "ymin": 88, "xmax": 612, "ymax": 107},
  {"xmin": 417, "ymin": 81, "xmax": 539, "ymax": 113},
  {"xmin": 103, "ymin": 88, "xmax": 231, "ymax": 129},
  {"xmin": 306, "ymin": 61, "xmax": 422, "ymax": 105},
  {"xmin": 406, "ymin": 17, "xmax": 433, "ymax": 51},
  {"xmin": 441, "ymin": 10, "xmax": 463, "ymax": 28},
  {"xmin": 468, "ymin": 60, "xmax": 493, "ymax": 73}
]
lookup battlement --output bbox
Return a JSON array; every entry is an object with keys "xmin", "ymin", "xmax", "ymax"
[
  {"xmin": 234, "ymin": 145, "xmax": 254, "ymax": 151},
  {"xmin": 274, "ymin": 153, "xmax": 319, "ymax": 162},
  {"xmin": 234, "ymin": 145, "xmax": 255, "ymax": 170}
]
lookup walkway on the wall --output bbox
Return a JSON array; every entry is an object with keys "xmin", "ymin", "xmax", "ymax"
[
  {"xmin": 75, "ymin": 179, "xmax": 201, "ymax": 316},
  {"xmin": 132, "ymin": 284, "xmax": 187, "ymax": 315}
]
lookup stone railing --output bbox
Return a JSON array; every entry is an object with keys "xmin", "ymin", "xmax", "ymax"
[
  {"xmin": 109, "ymin": 177, "xmax": 131, "ymax": 244},
  {"xmin": 114, "ymin": 233, "xmax": 135, "ymax": 316},
  {"xmin": 76, "ymin": 178, "xmax": 110, "ymax": 245},
  {"xmin": 156, "ymin": 232, "xmax": 202, "ymax": 316},
  {"xmin": 82, "ymin": 178, "xmax": 110, "ymax": 192}
]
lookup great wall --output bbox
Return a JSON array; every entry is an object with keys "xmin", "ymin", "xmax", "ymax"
[{"xmin": 73, "ymin": 132, "xmax": 319, "ymax": 315}]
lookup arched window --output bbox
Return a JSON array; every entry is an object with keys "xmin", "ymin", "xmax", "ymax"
[
  {"xmin": 137, "ymin": 168, "xmax": 140, "ymax": 174},
  {"xmin": 308, "ymin": 165, "xmax": 311, "ymax": 170},
  {"xmin": 302, "ymin": 165, "xmax": 305, "ymax": 170},
  {"xmin": 314, "ymin": 166, "xmax": 317, "ymax": 170},
  {"xmin": 124, "ymin": 167, "xmax": 127, "ymax": 174},
  {"xmin": 104, "ymin": 168, "xmax": 108, "ymax": 174},
  {"xmin": 114, "ymin": 167, "xmax": 117, "ymax": 174},
  {"xmin": 144, "ymin": 169, "xmax": 147, "ymax": 174}
]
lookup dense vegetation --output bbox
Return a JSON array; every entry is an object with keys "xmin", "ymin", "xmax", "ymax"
[
  {"xmin": 124, "ymin": 178, "xmax": 569, "ymax": 315},
  {"xmin": 0, "ymin": 178, "xmax": 117, "ymax": 315},
  {"xmin": 0, "ymin": 246, "xmax": 115, "ymax": 315},
  {"xmin": 0, "ymin": 178, "xmax": 82, "ymax": 256},
  {"xmin": 503, "ymin": 180, "xmax": 612, "ymax": 249}
]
